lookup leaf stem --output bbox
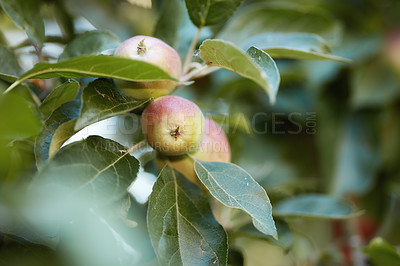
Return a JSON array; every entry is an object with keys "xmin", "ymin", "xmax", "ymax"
[
  {"xmin": 127, "ymin": 140, "xmax": 147, "ymax": 153},
  {"xmin": 182, "ymin": 26, "xmax": 203, "ymax": 75}
]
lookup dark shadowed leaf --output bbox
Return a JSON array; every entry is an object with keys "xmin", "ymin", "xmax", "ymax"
[
  {"xmin": 0, "ymin": 44, "xmax": 23, "ymax": 82},
  {"xmin": 274, "ymin": 194, "xmax": 359, "ymax": 219},
  {"xmin": 200, "ymin": 39, "xmax": 280, "ymax": 103},
  {"xmin": 59, "ymin": 30, "xmax": 121, "ymax": 60},
  {"xmin": 184, "ymin": 0, "xmax": 243, "ymax": 27},
  {"xmin": 74, "ymin": 79, "xmax": 150, "ymax": 130},
  {"xmin": 154, "ymin": 0, "xmax": 184, "ymax": 48},
  {"xmin": 0, "ymin": 93, "xmax": 41, "ymax": 140},
  {"xmin": 4, "ymin": 55, "xmax": 176, "ymax": 93},
  {"xmin": 35, "ymin": 100, "xmax": 80, "ymax": 166},
  {"xmin": 244, "ymin": 33, "xmax": 350, "ymax": 62},
  {"xmin": 364, "ymin": 237, "xmax": 400, "ymax": 266},
  {"xmin": 39, "ymin": 80, "xmax": 80, "ymax": 119},
  {"xmin": 218, "ymin": 2, "xmax": 342, "ymax": 47},
  {"xmin": 0, "ymin": 0, "xmax": 45, "ymax": 46},
  {"xmin": 194, "ymin": 161, "xmax": 277, "ymax": 238},
  {"xmin": 32, "ymin": 136, "xmax": 139, "ymax": 204},
  {"xmin": 147, "ymin": 165, "xmax": 228, "ymax": 265}
]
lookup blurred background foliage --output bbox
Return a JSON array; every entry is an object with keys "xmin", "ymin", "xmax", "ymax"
[{"xmin": 1, "ymin": 0, "xmax": 400, "ymax": 265}]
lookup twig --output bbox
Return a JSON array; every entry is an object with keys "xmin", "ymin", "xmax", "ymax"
[{"xmin": 182, "ymin": 26, "xmax": 203, "ymax": 75}]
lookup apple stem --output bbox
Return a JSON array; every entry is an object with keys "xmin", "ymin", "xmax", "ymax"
[{"xmin": 182, "ymin": 26, "xmax": 203, "ymax": 75}]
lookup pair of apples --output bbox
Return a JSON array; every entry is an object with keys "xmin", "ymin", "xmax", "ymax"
[{"xmin": 114, "ymin": 36, "xmax": 231, "ymax": 184}]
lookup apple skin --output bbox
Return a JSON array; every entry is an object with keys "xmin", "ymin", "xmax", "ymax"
[
  {"xmin": 157, "ymin": 118, "xmax": 231, "ymax": 185},
  {"xmin": 114, "ymin": 35, "xmax": 182, "ymax": 99},
  {"xmin": 142, "ymin": 96, "xmax": 205, "ymax": 156}
]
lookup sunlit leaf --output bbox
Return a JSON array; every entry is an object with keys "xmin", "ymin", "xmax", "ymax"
[
  {"xmin": 364, "ymin": 237, "xmax": 400, "ymax": 266},
  {"xmin": 194, "ymin": 160, "xmax": 277, "ymax": 238},
  {"xmin": 200, "ymin": 39, "xmax": 280, "ymax": 103},
  {"xmin": 4, "ymin": 55, "xmax": 176, "ymax": 94}
]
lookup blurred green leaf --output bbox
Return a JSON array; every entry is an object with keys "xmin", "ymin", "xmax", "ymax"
[
  {"xmin": 184, "ymin": 0, "xmax": 243, "ymax": 27},
  {"xmin": 75, "ymin": 78, "xmax": 150, "ymax": 130},
  {"xmin": 274, "ymin": 194, "xmax": 359, "ymax": 219},
  {"xmin": 5, "ymin": 55, "xmax": 176, "ymax": 93},
  {"xmin": 364, "ymin": 237, "xmax": 400, "ymax": 266},
  {"xmin": 351, "ymin": 60, "xmax": 400, "ymax": 109},
  {"xmin": 194, "ymin": 160, "xmax": 277, "ymax": 238},
  {"xmin": 200, "ymin": 40, "xmax": 280, "ymax": 103},
  {"xmin": 331, "ymin": 112, "xmax": 381, "ymax": 196},
  {"xmin": 0, "ymin": 0, "xmax": 45, "ymax": 47},
  {"xmin": 147, "ymin": 165, "xmax": 228, "ymax": 265},
  {"xmin": 0, "ymin": 44, "xmax": 23, "ymax": 83},
  {"xmin": 154, "ymin": 0, "xmax": 184, "ymax": 48},
  {"xmin": 59, "ymin": 30, "xmax": 121, "ymax": 61},
  {"xmin": 35, "ymin": 100, "xmax": 80, "ymax": 166},
  {"xmin": 39, "ymin": 80, "xmax": 80, "ymax": 119},
  {"xmin": 238, "ymin": 220, "xmax": 293, "ymax": 251},
  {"xmin": 0, "ymin": 93, "xmax": 41, "ymax": 140},
  {"xmin": 218, "ymin": 2, "xmax": 342, "ymax": 47},
  {"xmin": 32, "ymin": 136, "xmax": 139, "ymax": 205},
  {"xmin": 244, "ymin": 33, "xmax": 350, "ymax": 62}
]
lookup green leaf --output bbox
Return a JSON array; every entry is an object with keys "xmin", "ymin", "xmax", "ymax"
[
  {"xmin": 48, "ymin": 118, "xmax": 77, "ymax": 158},
  {"xmin": 59, "ymin": 30, "xmax": 121, "ymax": 61},
  {"xmin": 4, "ymin": 55, "xmax": 176, "ymax": 93},
  {"xmin": 147, "ymin": 165, "xmax": 228, "ymax": 265},
  {"xmin": 194, "ymin": 161, "xmax": 277, "ymax": 238},
  {"xmin": 217, "ymin": 2, "xmax": 342, "ymax": 48},
  {"xmin": 32, "ymin": 136, "xmax": 139, "ymax": 204},
  {"xmin": 244, "ymin": 33, "xmax": 350, "ymax": 62},
  {"xmin": 0, "ymin": 44, "xmax": 23, "ymax": 82},
  {"xmin": 331, "ymin": 112, "xmax": 381, "ymax": 196},
  {"xmin": 0, "ymin": 0, "xmax": 45, "ymax": 46},
  {"xmin": 351, "ymin": 60, "xmax": 400, "ymax": 109},
  {"xmin": 364, "ymin": 237, "xmax": 400, "ymax": 266},
  {"xmin": 238, "ymin": 220, "xmax": 293, "ymax": 251},
  {"xmin": 0, "ymin": 93, "xmax": 41, "ymax": 140},
  {"xmin": 184, "ymin": 0, "xmax": 243, "ymax": 27},
  {"xmin": 200, "ymin": 39, "xmax": 280, "ymax": 103},
  {"xmin": 154, "ymin": 0, "xmax": 184, "ymax": 48},
  {"xmin": 35, "ymin": 100, "xmax": 80, "ymax": 166},
  {"xmin": 273, "ymin": 194, "xmax": 360, "ymax": 219},
  {"xmin": 74, "ymin": 79, "xmax": 150, "ymax": 130},
  {"xmin": 39, "ymin": 80, "xmax": 80, "ymax": 119},
  {"xmin": 154, "ymin": 0, "xmax": 212, "ymax": 58}
]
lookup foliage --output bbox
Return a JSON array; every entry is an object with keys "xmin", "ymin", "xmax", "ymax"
[{"xmin": 1, "ymin": 0, "xmax": 400, "ymax": 265}]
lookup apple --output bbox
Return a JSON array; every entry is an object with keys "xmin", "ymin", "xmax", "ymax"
[
  {"xmin": 157, "ymin": 117, "xmax": 231, "ymax": 185},
  {"xmin": 142, "ymin": 95, "xmax": 204, "ymax": 156},
  {"xmin": 114, "ymin": 35, "xmax": 182, "ymax": 99}
]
